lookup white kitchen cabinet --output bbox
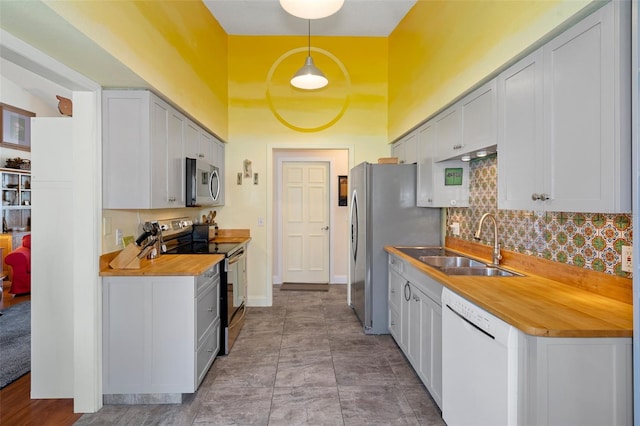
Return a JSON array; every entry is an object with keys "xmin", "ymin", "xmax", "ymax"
[
  {"xmin": 391, "ymin": 131, "xmax": 417, "ymax": 164},
  {"xmin": 436, "ymin": 80, "xmax": 496, "ymax": 162},
  {"xmin": 102, "ymin": 262, "xmax": 221, "ymax": 401},
  {"xmin": 388, "ymin": 253, "xmax": 443, "ymax": 409},
  {"xmin": 498, "ymin": 1, "xmax": 631, "ymax": 212},
  {"xmin": 103, "ymin": 90, "xmax": 184, "ymax": 209},
  {"xmin": 416, "ymin": 120, "xmax": 469, "ymax": 208},
  {"xmin": 521, "ymin": 335, "xmax": 631, "ymax": 426}
]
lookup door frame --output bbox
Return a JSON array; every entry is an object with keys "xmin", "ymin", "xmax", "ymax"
[
  {"xmin": 265, "ymin": 144, "xmax": 354, "ymax": 306},
  {"xmin": 278, "ymin": 158, "xmax": 331, "ymax": 285}
]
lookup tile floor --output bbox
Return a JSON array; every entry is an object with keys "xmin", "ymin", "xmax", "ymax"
[{"xmin": 76, "ymin": 285, "xmax": 445, "ymax": 425}]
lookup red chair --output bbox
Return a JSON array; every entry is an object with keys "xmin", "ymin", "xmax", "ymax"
[{"xmin": 6, "ymin": 234, "xmax": 31, "ymax": 295}]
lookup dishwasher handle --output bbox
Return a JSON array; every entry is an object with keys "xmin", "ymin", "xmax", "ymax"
[{"xmin": 446, "ymin": 304, "xmax": 496, "ymax": 340}]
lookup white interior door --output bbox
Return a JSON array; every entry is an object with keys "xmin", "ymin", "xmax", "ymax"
[{"xmin": 282, "ymin": 161, "xmax": 330, "ymax": 283}]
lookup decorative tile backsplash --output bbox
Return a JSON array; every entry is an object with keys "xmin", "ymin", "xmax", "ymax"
[{"xmin": 447, "ymin": 155, "xmax": 633, "ymax": 278}]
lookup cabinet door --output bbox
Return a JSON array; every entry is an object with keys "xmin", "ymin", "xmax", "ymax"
[
  {"xmin": 416, "ymin": 122, "xmax": 436, "ymax": 207},
  {"xmin": 434, "ymin": 106, "xmax": 461, "ymax": 161},
  {"xmin": 150, "ymin": 97, "xmax": 171, "ymax": 208},
  {"xmin": 542, "ymin": 3, "xmax": 618, "ymax": 212},
  {"xmin": 391, "ymin": 140, "xmax": 405, "ymax": 163},
  {"xmin": 406, "ymin": 283, "xmax": 422, "ymax": 367},
  {"xmin": 184, "ymin": 120, "xmax": 200, "ymax": 160},
  {"xmin": 199, "ymin": 131, "xmax": 214, "ymax": 165},
  {"xmin": 460, "ymin": 80, "xmax": 496, "ymax": 154},
  {"xmin": 420, "ymin": 294, "xmax": 442, "ymax": 409},
  {"xmin": 167, "ymin": 110, "xmax": 184, "ymax": 206},
  {"xmin": 497, "ymin": 49, "xmax": 544, "ymax": 211}
]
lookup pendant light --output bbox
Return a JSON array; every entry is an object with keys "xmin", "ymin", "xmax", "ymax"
[
  {"xmin": 280, "ymin": 0, "xmax": 344, "ymax": 19},
  {"xmin": 291, "ymin": 20, "xmax": 328, "ymax": 90}
]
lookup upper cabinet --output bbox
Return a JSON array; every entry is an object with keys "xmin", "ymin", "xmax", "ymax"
[
  {"xmin": 416, "ymin": 121, "xmax": 469, "ymax": 208},
  {"xmin": 497, "ymin": 1, "xmax": 631, "ymax": 212},
  {"xmin": 103, "ymin": 90, "xmax": 225, "ymax": 209},
  {"xmin": 436, "ymin": 80, "xmax": 497, "ymax": 162},
  {"xmin": 391, "ymin": 132, "xmax": 418, "ymax": 164}
]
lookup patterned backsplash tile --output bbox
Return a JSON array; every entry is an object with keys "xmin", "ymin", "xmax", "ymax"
[{"xmin": 447, "ymin": 155, "xmax": 633, "ymax": 278}]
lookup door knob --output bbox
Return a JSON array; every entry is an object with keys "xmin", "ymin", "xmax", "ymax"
[{"xmin": 321, "ymin": 226, "xmax": 329, "ymax": 230}]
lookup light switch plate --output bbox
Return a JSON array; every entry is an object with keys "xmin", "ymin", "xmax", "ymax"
[{"xmin": 621, "ymin": 245, "xmax": 632, "ymax": 272}]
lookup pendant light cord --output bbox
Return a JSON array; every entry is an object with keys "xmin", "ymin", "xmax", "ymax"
[{"xmin": 307, "ymin": 20, "xmax": 311, "ymax": 56}]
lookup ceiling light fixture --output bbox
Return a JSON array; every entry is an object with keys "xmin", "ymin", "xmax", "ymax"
[
  {"xmin": 460, "ymin": 155, "xmax": 471, "ymax": 162},
  {"xmin": 291, "ymin": 20, "xmax": 328, "ymax": 90},
  {"xmin": 279, "ymin": 0, "xmax": 344, "ymax": 19},
  {"xmin": 476, "ymin": 150, "xmax": 488, "ymax": 158}
]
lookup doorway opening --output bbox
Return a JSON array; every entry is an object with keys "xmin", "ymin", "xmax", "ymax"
[{"xmin": 271, "ymin": 149, "xmax": 350, "ymax": 290}]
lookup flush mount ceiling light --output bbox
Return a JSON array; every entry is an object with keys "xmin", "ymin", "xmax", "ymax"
[
  {"xmin": 460, "ymin": 155, "xmax": 471, "ymax": 162},
  {"xmin": 291, "ymin": 20, "xmax": 328, "ymax": 90},
  {"xmin": 476, "ymin": 150, "xmax": 488, "ymax": 158},
  {"xmin": 280, "ymin": 0, "xmax": 344, "ymax": 19}
]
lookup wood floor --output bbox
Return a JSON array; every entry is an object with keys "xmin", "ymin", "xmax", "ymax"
[{"xmin": 0, "ymin": 286, "xmax": 81, "ymax": 426}]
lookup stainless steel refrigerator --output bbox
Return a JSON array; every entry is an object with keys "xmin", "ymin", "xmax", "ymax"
[{"xmin": 349, "ymin": 162, "xmax": 441, "ymax": 334}]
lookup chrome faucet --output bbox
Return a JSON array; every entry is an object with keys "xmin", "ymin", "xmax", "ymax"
[{"xmin": 474, "ymin": 213, "xmax": 502, "ymax": 266}]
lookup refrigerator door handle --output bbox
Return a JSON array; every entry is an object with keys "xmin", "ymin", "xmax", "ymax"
[{"xmin": 350, "ymin": 189, "xmax": 359, "ymax": 262}]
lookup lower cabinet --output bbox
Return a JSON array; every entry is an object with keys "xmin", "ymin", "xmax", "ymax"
[
  {"xmin": 388, "ymin": 254, "xmax": 443, "ymax": 409},
  {"xmin": 102, "ymin": 262, "xmax": 221, "ymax": 398},
  {"xmin": 520, "ymin": 335, "xmax": 632, "ymax": 426}
]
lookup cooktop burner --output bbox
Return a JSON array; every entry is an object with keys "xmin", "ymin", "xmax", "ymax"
[{"xmin": 164, "ymin": 241, "xmax": 241, "ymax": 255}]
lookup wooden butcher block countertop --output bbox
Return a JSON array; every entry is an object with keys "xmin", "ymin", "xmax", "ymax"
[
  {"xmin": 385, "ymin": 237, "xmax": 633, "ymax": 338},
  {"xmin": 99, "ymin": 252, "xmax": 225, "ymax": 276}
]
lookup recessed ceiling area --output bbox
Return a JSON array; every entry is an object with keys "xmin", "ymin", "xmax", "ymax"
[{"xmin": 203, "ymin": 0, "xmax": 417, "ymax": 36}]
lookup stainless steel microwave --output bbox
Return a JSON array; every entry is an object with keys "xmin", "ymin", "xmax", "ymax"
[{"xmin": 186, "ymin": 157, "xmax": 221, "ymax": 207}]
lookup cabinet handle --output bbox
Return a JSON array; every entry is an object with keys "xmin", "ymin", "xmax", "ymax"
[
  {"xmin": 531, "ymin": 193, "xmax": 550, "ymax": 201},
  {"xmin": 453, "ymin": 144, "xmax": 463, "ymax": 150},
  {"xmin": 404, "ymin": 282, "xmax": 411, "ymax": 302},
  {"xmin": 413, "ymin": 295, "xmax": 420, "ymax": 302},
  {"xmin": 208, "ymin": 306, "xmax": 214, "ymax": 312},
  {"xmin": 198, "ymin": 153, "xmax": 205, "ymax": 158},
  {"xmin": 207, "ymin": 348, "xmax": 214, "ymax": 353},
  {"xmin": 390, "ymin": 288, "xmax": 396, "ymax": 294},
  {"xmin": 390, "ymin": 320, "xmax": 396, "ymax": 326}
]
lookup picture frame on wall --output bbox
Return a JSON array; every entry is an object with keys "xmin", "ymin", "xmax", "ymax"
[
  {"xmin": 338, "ymin": 175, "xmax": 348, "ymax": 206},
  {"xmin": 1, "ymin": 103, "xmax": 35, "ymax": 152}
]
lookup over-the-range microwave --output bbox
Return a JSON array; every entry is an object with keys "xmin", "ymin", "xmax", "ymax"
[{"xmin": 186, "ymin": 157, "xmax": 221, "ymax": 207}]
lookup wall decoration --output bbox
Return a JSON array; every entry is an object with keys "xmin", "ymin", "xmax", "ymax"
[
  {"xmin": 56, "ymin": 95, "xmax": 73, "ymax": 116},
  {"xmin": 243, "ymin": 159, "xmax": 253, "ymax": 178},
  {"xmin": 338, "ymin": 175, "xmax": 348, "ymax": 206},
  {"xmin": 1, "ymin": 103, "xmax": 35, "ymax": 152}
]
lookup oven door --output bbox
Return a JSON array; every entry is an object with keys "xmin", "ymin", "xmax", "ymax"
[{"xmin": 227, "ymin": 246, "xmax": 246, "ymax": 312}]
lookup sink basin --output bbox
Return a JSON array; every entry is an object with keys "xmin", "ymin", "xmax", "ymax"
[
  {"xmin": 395, "ymin": 246, "xmax": 453, "ymax": 258},
  {"xmin": 439, "ymin": 266, "xmax": 523, "ymax": 277},
  {"xmin": 419, "ymin": 256, "xmax": 486, "ymax": 268}
]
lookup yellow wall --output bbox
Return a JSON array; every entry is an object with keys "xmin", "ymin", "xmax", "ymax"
[
  {"xmin": 226, "ymin": 35, "xmax": 389, "ymax": 301},
  {"xmin": 45, "ymin": 0, "xmax": 229, "ymax": 140},
  {"xmin": 388, "ymin": 0, "xmax": 594, "ymax": 141}
]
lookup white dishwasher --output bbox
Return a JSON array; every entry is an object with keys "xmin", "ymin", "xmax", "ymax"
[{"xmin": 442, "ymin": 288, "xmax": 520, "ymax": 426}]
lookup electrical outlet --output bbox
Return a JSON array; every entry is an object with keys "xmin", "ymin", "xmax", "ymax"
[
  {"xmin": 621, "ymin": 245, "xmax": 632, "ymax": 273},
  {"xmin": 257, "ymin": 217, "xmax": 264, "ymax": 227},
  {"xmin": 450, "ymin": 222, "xmax": 460, "ymax": 236},
  {"xmin": 115, "ymin": 228, "xmax": 123, "ymax": 246}
]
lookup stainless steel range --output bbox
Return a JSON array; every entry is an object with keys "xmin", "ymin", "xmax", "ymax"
[{"xmin": 154, "ymin": 217, "xmax": 247, "ymax": 355}]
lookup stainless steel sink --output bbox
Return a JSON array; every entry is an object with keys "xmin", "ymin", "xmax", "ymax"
[
  {"xmin": 394, "ymin": 246, "xmax": 524, "ymax": 277},
  {"xmin": 419, "ymin": 256, "xmax": 486, "ymax": 268},
  {"xmin": 395, "ymin": 246, "xmax": 450, "ymax": 258},
  {"xmin": 439, "ymin": 266, "xmax": 523, "ymax": 277}
]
